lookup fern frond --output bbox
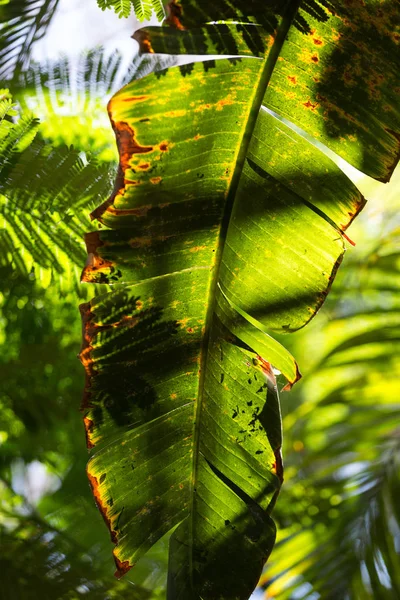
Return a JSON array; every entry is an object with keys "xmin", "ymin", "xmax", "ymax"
[
  {"xmin": 132, "ymin": 0, "xmax": 156, "ymax": 21},
  {"xmin": 0, "ymin": 0, "xmax": 60, "ymax": 81},
  {"xmin": 264, "ymin": 432, "xmax": 400, "ymax": 598},
  {"xmin": 152, "ymin": 0, "xmax": 166, "ymax": 22},
  {"xmin": 0, "ymin": 515, "xmax": 149, "ymax": 600},
  {"xmin": 12, "ymin": 48, "xmax": 176, "ymax": 161},
  {"xmin": 97, "ymin": 0, "xmax": 133, "ymax": 19},
  {"xmin": 0, "ymin": 227, "xmax": 29, "ymax": 276},
  {"xmin": 96, "ymin": 0, "xmax": 165, "ymax": 21},
  {"xmin": 0, "ymin": 105, "xmax": 113, "ymax": 291},
  {"xmin": 0, "ymin": 100, "xmax": 39, "ymax": 160},
  {"xmin": 0, "ymin": 90, "xmax": 15, "ymax": 121},
  {"xmin": 14, "ymin": 49, "xmax": 131, "ymax": 162}
]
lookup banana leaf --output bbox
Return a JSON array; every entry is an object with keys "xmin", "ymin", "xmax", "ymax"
[{"xmin": 81, "ymin": 0, "xmax": 400, "ymax": 597}]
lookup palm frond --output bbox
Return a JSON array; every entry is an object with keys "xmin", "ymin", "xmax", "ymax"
[{"xmin": 1, "ymin": 49, "xmax": 175, "ymax": 290}]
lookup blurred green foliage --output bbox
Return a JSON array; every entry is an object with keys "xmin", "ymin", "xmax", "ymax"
[
  {"xmin": 0, "ymin": 264, "xmax": 169, "ymax": 598},
  {"xmin": 0, "ymin": 43, "xmax": 169, "ymax": 599}
]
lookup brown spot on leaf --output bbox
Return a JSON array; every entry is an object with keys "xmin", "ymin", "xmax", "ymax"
[
  {"xmin": 104, "ymin": 204, "xmax": 151, "ymax": 218},
  {"xmin": 177, "ymin": 317, "xmax": 189, "ymax": 328},
  {"xmin": 114, "ymin": 555, "xmax": 133, "ymax": 579},
  {"xmin": 313, "ymin": 37, "xmax": 323, "ymax": 45},
  {"xmin": 111, "ymin": 120, "xmax": 153, "ymax": 173},
  {"xmin": 129, "ymin": 236, "xmax": 151, "ymax": 248},
  {"xmin": 303, "ymin": 100, "xmax": 319, "ymax": 111},
  {"xmin": 257, "ymin": 357, "xmax": 276, "ymax": 387},
  {"xmin": 165, "ymin": 0, "xmax": 185, "ymax": 30},
  {"xmin": 150, "ymin": 176, "xmax": 162, "ymax": 185},
  {"xmin": 342, "ymin": 231, "xmax": 356, "ymax": 246},
  {"xmin": 272, "ymin": 447, "xmax": 284, "ymax": 483},
  {"xmin": 287, "ymin": 75, "xmax": 297, "ymax": 85},
  {"xmin": 320, "ymin": 253, "xmax": 345, "ymax": 306},
  {"xmin": 165, "ymin": 109, "xmax": 187, "ymax": 118},
  {"xmin": 83, "ymin": 417, "xmax": 95, "ymax": 449},
  {"xmin": 79, "ymin": 296, "xmax": 142, "ymax": 415},
  {"xmin": 87, "ymin": 469, "xmax": 118, "ymax": 544},
  {"xmin": 343, "ymin": 69, "xmax": 355, "ymax": 85},
  {"xmin": 81, "ymin": 232, "xmax": 116, "ymax": 283},
  {"xmin": 195, "ymin": 103, "xmax": 211, "ymax": 112},
  {"xmin": 159, "ymin": 142, "xmax": 169, "ymax": 151},
  {"xmin": 79, "ymin": 302, "xmax": 96, "ymax": 411},
  {"xmin": 122, "ymin": 95, "xmax": 148, "ymax": 103},
  {"xmin": 311, "ymin": 54, "xmax": 319, "ymax": 63},
  {"xmin": 133, "ymin": 30, "xmax": 154, "ymax": 53},
  {"xmin": 84, "ymin": 416, "xmax": 94, "ymax": 433},
  {"xmin": 281, "ymin": 362, "xmax": 302, "ymax": 391},
  {"xmin": 216, "ymin": 95, "xmax": 234, "ymax": 110}
]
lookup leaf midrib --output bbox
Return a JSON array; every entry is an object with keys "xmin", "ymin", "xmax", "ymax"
[{"xmin": 187, "ymin": 0, "xmax": 302, "ymax": 587}]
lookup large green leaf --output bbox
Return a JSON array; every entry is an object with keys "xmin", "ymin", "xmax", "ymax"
[
  {"xmin": 263, "ymin": 0, "xmax": 400, "ymax": 182},
  {"xmin": 81, "ymin": 1, "xmax": 400, "ymax": 598},
  {"xmin": 262, "ymin": 224, "xmax": 400, "ymax": 600},
  {"xmin": 138, "ymin": 0, "xmax": 400, "ymax": 182}
]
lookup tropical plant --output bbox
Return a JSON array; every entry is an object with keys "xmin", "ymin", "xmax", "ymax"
[
  {"xmin": 0, "ymin": 511, "xmax": 152, "ymax": 600},
  {"xmin": 75, "ymin": 0, "xmax": 400, "ymax": 598},
  {"xmin": 261, "ymin": 218, "xmax": 400, "ymax": 599},
  {"xmin": 0, "ymin": 265, "xmax": 168, "ymax": 599},
  {"xmin": 0, "ymin": 93, "xmax": 113, "ymax": 291},
  {"xmin": 1, "ymin": 0, "xmax": 399, "ymax": 598},
  {"xmin": 98, "ymin": 0, "xmax": 165, "ymax": 21},
  {"xmin": 12, "ymin": 48, "xmax": 177, "ymax": 161}
]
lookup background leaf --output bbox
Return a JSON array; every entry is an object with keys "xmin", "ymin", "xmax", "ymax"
[{"xmin": 0, "ymin": 0, "xmax": 60, "ymax": 81}]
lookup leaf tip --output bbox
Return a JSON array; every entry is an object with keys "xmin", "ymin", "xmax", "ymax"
[{"xmin": 113, "ymin": 554, "xmax": 133, "ymax": 578}]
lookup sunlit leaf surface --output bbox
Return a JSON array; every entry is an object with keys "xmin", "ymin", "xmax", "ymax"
[
  {"xmin": 81, "ymin": 0, "xmax": 400, "ymax": 597},
  {"xmin": 262, "ymin": 223, "xmax": 400, "ymax": 599}
]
